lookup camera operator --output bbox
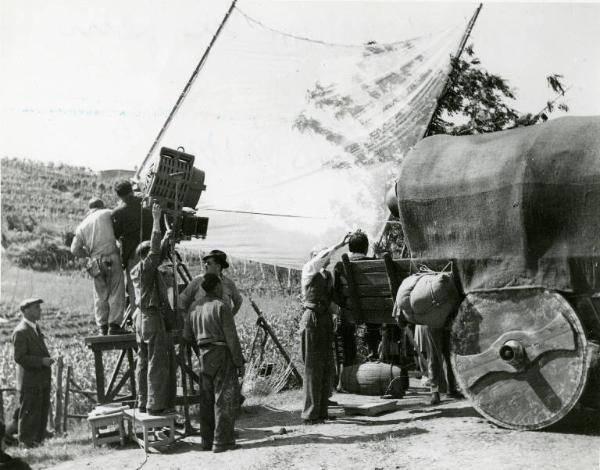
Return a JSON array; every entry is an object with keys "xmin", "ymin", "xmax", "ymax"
[
  {"xmin": 132, "ymin": 202, "xmax": 177, "ymax": 415},
  {"xmin": 112, "ymin": 181, "xmax": 154, "ymax": 326}
]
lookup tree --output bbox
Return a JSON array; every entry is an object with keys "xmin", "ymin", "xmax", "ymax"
[
  {"xmin": 376, "ymin": 45, "xmax": 570, "ymax": 256},
  {"xmin": 428, "ymin": 45, "xmax": 569, "ymax": 136}
]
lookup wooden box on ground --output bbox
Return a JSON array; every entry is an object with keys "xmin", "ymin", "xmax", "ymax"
[
  {"xmin": 123, "ymin": 408, "xmax": 176, "ymax": 452},
  {"xmin": 88, "ymin": 412, "xmax": 126, "ymax": 447}
]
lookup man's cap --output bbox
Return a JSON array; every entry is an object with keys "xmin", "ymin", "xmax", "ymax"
[
  {"xmin": 202, "ymin": 249, "xmax": 229, "ymax": 269},
  {"xmin": 20, "ymin": 298, "xmax": 43, "ymax": 311}
]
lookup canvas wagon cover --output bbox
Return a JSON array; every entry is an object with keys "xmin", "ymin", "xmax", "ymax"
[{"xmin": 397, "ymin": 116, "xmax": 600, "ymax": 293}]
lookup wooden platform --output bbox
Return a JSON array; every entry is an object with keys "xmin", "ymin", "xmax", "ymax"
[
  {"xmin": 342, "ymin": 400, "xmax": 400, "ymax": 416},
  {"xmin": 84, "ymin": 334, "xmax": 137, "ymax": 404},
  {"xmin": 84, "ymin": 331, "xmax": 202, "ymax": 434},
  {"xmin": 123, "ymin": 408, "xmax": 176, "ymax": 451}
]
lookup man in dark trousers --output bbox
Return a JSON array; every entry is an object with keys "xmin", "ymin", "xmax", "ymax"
[
  {"xmin": 112, "ymin": 180, "xmax": 153, "ymax": 323},
  {"xmin": 183, "ymin": 273, "xmax": 245, "ymax": 453},
  {"xmin": 332, "ymin": 230, "xmax": 372, "ymax": 373},
  {"xmin": 300, "ymin": 233, "xmax": 349, "ymax": 424},
  {"xmin": 12, "ymin": 298, "xmax": 54, "ymax": 447},
  {"xmin": 132, "ymin": 203, "xmax": 177, "ymax": 415}
]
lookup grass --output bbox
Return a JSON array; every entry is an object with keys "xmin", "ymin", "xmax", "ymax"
[
  {"xmin": 0, "ymin": 253, "xmax": 306, "ymax": 468},
  {"xmin": 5, "ymin": 421, "xmax": 112, "ymax": 469},
  {"xmin": 0, "ymin": 156, "xmax": 311, "ymax": 468}
]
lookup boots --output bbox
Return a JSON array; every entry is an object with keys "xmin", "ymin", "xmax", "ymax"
[
  {"xmin": 108, "ymin": 323, "xmax": 130, "ymax": 335},
  {"xmin": 429, "ymin": 391, "xmax": 441, "ymax": 405}
]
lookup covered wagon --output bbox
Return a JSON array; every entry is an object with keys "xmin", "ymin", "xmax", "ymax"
[{"xmin": 340, "ymin": 116, "xmax": 600, "ymax": 430}]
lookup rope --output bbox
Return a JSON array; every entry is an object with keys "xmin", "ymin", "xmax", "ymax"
[
  {"xmin": 200, "ymin": 207, "xmax": 327, "ymax": 220},
  {"xmin": 235, "ymin": 6, "xmax": 425, "ymax": 49},
  {"xmin": 137, "ymin": 0, "xmax": 238, "ymax": 178}
]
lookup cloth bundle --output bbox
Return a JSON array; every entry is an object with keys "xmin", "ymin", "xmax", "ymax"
[{"xmin": 393, "ymin": 271, "xmax": 460, "ymax": 328}]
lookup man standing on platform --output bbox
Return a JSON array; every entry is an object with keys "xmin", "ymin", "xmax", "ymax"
[
  {"xmin": 183, "ymin": 273, "xmax": 245, "ymax": 453},
  {"xmin": 71, "ymin": 198, "xmax": 126, "ymax": 335},
  {"xmin": 132, "ymin": 203, "xmax": 176, "ymax": 415},
  {"xmin": 300, "ymin": 233, "xmax": 350, "ymax": 424},
  {"xmin": 112, "ymin": 180, "xmax": 153, "ymax": 324},
  {"xmin": 12, "ymin": 298, "xmax": 54, "ymax": 447}
]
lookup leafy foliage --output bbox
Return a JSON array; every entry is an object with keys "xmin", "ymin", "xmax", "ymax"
[{"xmin": 428, "ymin": 45, "xmax": 569, "ymax": 136}]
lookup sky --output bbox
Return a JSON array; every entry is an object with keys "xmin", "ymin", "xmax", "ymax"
[{"xmin": 1, "ymin": 1, "xmax": 599, "ymax": 171}]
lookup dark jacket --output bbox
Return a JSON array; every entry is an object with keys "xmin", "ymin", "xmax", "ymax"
[
  {"xmin": 183, "ymin": 296, "xmax": 245, "ymax": 368},
  {"xmin": 12, "ymin": 320, "xmax": 51, "ymax": 390},
  {"xmin": 112, "ymin": 195, "xmax": 153, "ymax": 267},
  {"xmin": 303, "ymin": 271, "xmax": 333, "ymax": 313},
  {"xmin": 332, "ymin": 253, "xmax": 372, "ymax": 307}
]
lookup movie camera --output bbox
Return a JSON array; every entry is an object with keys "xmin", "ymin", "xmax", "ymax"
[{"xmin": 138, "ymin": 146, "xmax": 209, "ymax": 241}]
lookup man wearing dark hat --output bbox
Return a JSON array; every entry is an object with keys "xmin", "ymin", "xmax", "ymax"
[
  {"xmin": 178, "ymin": 249, "xmax": 243, "ymax": 317},
  {"xmin": 12, "ymin": 298, "xmax": 54, "ymax": 447},
  {"xmin": 183, "ymin": 273, "xmax": 244, "ymax": 453},
  {"xmin": 71, "ymin": 198, "xmax": 126, "ymax": 335}
]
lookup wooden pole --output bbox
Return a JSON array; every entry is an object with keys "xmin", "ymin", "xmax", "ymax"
[
  {"xmin": 249, "ymin": 299, "xmax": 303, "ymax": 385},
  {"xmin": 137, "ymin": 0, "xmax": 239, "ymax": 178},
  {"xmin": 54, "ymin": 356, "xmax": 64, "ymax": 434},
  {"xmin": 0, "ymin": 389, "xmax": 4, "ymax": 423},
  {"xmin": 92, "ymin": 350, "xmax": 105, "ymax": 403},
  {"xmin": 63, "ymin": 366, "xmax": 72, "ymax": 433},
  {"xmin": 377, "ymin": 3, "xmax": 483, "ymax": 248},
  {"xmin": 422, "ymin": 3, "xmax": 483, "ymax": 139}
]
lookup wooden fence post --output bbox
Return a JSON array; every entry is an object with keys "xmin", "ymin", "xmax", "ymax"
[
  {"xmin": 54, "ymin": 356, "xmax": 64, "ymax": 434},
  {"xmin": 0, "ymin": 389, "xmax": 4, "ymax": 423},
  {"xmin": 63, "ymin": 366, "xmax": 72, "ymax": 433}
]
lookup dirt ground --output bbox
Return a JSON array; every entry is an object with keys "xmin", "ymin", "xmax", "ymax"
[{"xmin": 48, "ymin": 380, "xmax": 600, "ymax": 470}]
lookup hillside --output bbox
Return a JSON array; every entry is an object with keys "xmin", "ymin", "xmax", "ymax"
[
  {"xmin": 1, "ymin": 157, "xmax": 126, "ymax": 269},
  {"xmin": 1, "ymin": 157, "xmax": 122, "ymax": 233}
]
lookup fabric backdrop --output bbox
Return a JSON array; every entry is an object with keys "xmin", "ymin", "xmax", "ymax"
[{"xmin": 138, "ymin": 8, "xmax": 470, "ymax": 269}]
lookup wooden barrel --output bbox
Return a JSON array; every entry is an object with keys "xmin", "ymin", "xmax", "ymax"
[
  {"xmin": 340, "ymin": 362, "xmax": 402, "ymax": 396},
  {"xmin": 451, "ymin": 288, "xmax": 599, "ymax": 430}
]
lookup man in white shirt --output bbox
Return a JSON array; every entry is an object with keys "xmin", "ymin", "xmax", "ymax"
[
  {"xmin": 71, "ymin": 198, "xmax": 126, "ymax": 335},
  {"xmin": 300, "ymin": 233, "xmax": 349, "ymax": 424}
]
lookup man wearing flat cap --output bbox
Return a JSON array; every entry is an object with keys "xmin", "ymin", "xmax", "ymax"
[
  {"xmin": 71, "ymin": 198, "xmax": 126, "ymax": 335},
  {"xmin": 178, "ymin": 250, "xmax": 243, "ymax": 317},
  {"xmin": 12, "ymin": 298, "xmax": 54, "ymax": 447}
]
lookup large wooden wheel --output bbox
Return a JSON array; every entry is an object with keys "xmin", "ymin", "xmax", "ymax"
[{"xmin": 451, "ymin": 289, "xmax": 593, "ymax": 430}]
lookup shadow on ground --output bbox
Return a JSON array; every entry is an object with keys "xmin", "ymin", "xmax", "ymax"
[
  {"xmin": 545, "ymin": 408, "xmax": 600, "ymax": 436},
  {"xmin": 239, "ymin": 426, "xmax": 428, "ymax": 449}
]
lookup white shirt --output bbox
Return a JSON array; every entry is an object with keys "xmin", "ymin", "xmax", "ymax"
[
  {"xmin": 301, "ymin": 247, "xmax": 335, "ymax": 297},
  {"xmin": 71, "ymin": 208, "xmax": 119, "ymax": 258},
  {"xmin": 23, "ymin": 318, "xmax": 39, "ymax": 335}
]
